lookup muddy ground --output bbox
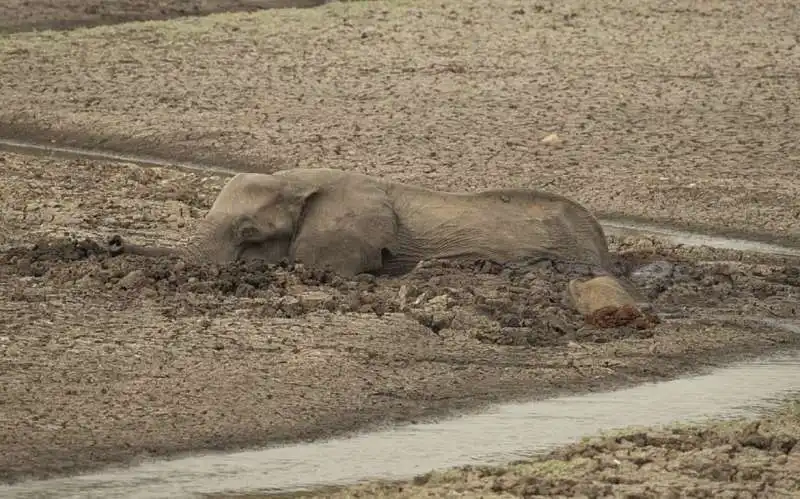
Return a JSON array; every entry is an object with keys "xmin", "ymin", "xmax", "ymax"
[
  {"xmin": 1, "ymin": 0, "xmax": 800, "ymax": 489},
  {"xmin": 0, "ymin": 0, "xmax": 336, "ymax": 34},
  {"xmin": 1, "ymin": 151, "xmax": 799, "ymax": 484},
  {"xmin": 0, "ymin": 0, "xmax": 799, "ymax": 244},
  {"xmin": 242, "ymin": 400, "xmax": 800, "ymax": 498}
]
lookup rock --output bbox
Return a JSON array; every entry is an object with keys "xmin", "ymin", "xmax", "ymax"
[{"xmin": 541, "ymin": 133, "xmax": 564, "ymax": 146}]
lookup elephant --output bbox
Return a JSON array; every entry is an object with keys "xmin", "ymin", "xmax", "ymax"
[
  {"xmin": 110, "ymin": 168, "xmax": 653, "ymax": 321},
  {"xmin": 568, "ymin": 275, "xmax": 659, "ymax": 328},
  {"xmin": 109, "ymin": 168, "xmax": 615, "ymax": 276},
  {"xmin": 568, "ymin": 275, "xmax": 647, "ymax": 317}
]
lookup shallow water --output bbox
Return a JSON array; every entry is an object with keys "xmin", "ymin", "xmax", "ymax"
[
  {"xmin": 3, "ymin": 326, "xmax": 800, "ymax": 499},
  {"xmin": 602, "ymin": 220, "xmax": 800, "ymax": 257}
]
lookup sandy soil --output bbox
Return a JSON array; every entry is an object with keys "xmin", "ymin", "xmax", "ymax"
[
  {"xmin": 1, "ymin": 151, "xmax": 799, "ymax": 483},
  {"xmin": 0, "ymin": 0, "xmax": 799, "ymax": 244},
  {"xmin": 248, "ymin": 401, "xmax": 800, "ymax": 498},
  {"xmin": 0, "ymin": 0, "xmax": 334, "ymax": 34}
]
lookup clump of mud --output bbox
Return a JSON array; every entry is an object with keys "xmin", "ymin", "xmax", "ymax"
[{"xmin": 0, "ymin": 237, "xmax": 105, "ymax": 276}]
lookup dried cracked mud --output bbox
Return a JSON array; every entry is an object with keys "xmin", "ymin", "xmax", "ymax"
[
  {"xmin": 1, "ymin": 152, "xmax": 799, "ymax": 484},
  {"xmin": 0, "ymin": 0, "xmax": 799, "ymax": 244},
  {"xmin": 252, "ymin": 401, "xmax": 800, "ymax": 498}
]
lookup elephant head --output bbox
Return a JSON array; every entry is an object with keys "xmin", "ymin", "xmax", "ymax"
[
  {"xmin": 109, "ymin": 173, "xmax": 319, "ymax": 265},
  {"xmin": 109, "ymin": 170, "xmax": 399, "ymax": 277}
]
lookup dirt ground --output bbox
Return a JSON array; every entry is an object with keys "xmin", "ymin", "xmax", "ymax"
[
  {"xmin": 0, "ymin": 0, "xmax": 335, "ymax": 34},
  {"xmin": 240, "ymin": 400, "xmax": 800, "ymax": 498},
  {"xmin": 1, "ymin": 0, "xmax": 800, "ymax": 490},
  {"xmin": 0, "ymin": 0, "xmax": 799, "ymax": 244},
  {"xmin": 1, "ymin": 151, "xmax": 799, "ymax": 484}
]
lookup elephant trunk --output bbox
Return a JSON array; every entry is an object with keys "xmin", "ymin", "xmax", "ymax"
[{"xmin": 109, "ymin": 218, "xmax": 237, "ymax": 264}]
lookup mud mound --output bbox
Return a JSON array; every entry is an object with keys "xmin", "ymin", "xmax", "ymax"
[
  {"xmin": 0, "ymin": 237, "xmax": 106, "ymax": 276},
  {"xmin": 3, "ymin": 235, "xmax": 797, "ymax": 348},
  {"xmin": 585, "ymin": 304, "xmax": 660, "ymax": 331},
  {"xmin": 0, "ymin": 237, "xmax": 645, "ymax": 346}
]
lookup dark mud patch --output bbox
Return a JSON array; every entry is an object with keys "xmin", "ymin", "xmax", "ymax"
[
  {"xmin": 0, "ymin": 0, "xmax": 342, "ymax": 35},
  {"xmin": 1, "ymin": 237, "xmax": 600, "ymax": 346},
  {"xmin": 3, "ymin": 236, "xmax": 799, "ymax": 348}
]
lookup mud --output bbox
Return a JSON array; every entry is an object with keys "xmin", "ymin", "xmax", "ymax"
[
  {"xmin": 260, "ymin": 400, "xmax": 800, "ymax": 498},
  {"xmin": 1, "ymin": 151, "xmax": 800, "ymax": 484},
  {"xmin": 0, "ymin": 0, "xmax": 337, "ymax": 34}
]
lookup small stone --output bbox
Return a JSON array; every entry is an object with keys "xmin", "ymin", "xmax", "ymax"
[{"xmin": 541, "ymin": 133, "xmax": 564, "ymax": 146}]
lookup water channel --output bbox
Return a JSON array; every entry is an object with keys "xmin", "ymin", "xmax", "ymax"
[{"xmin": 1, "ymin": 138, "xmax": 799, "ymax": 499}]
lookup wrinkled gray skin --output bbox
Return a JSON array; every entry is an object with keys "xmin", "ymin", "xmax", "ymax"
[{"xmin": 110, "ymin": 168, "xmax": 617, "ymax": 278}]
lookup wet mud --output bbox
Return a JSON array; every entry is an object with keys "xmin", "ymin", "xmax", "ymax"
[
  {"xmin": 5, "ymin": 234, "xmax": 798, "ymax": 346},
  {"xmin": 2, "ymin": 230, "xmax": 800, "ymax": 483}
]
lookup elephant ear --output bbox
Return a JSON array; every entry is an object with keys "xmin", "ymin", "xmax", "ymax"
[{"xmin": 290, "ymin": 182, "xmax": 398, "ymax": 277}]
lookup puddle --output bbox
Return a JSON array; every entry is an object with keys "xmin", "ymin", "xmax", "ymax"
[{"xmin": 3, "ymin": 321, "xmax": 800, "ymax": 499}]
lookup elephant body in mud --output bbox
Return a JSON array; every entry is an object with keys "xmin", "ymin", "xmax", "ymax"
[{"xmin": 110, "ymin": 168, "xmax": 615, "ymax": 277}]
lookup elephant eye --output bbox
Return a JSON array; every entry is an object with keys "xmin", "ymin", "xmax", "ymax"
[{"xmin": 234, "ymin": 217, "xmax": 263, "ymax": 243}]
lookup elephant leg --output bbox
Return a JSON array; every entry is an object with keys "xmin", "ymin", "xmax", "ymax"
[{"xmin": 290, "ymin": 187, "xmax": 398, "ymax": 277}]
